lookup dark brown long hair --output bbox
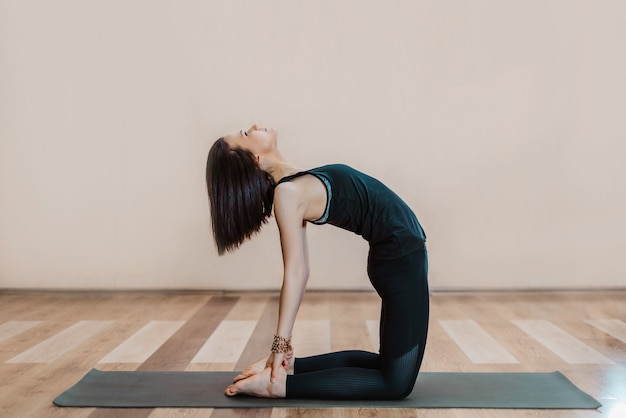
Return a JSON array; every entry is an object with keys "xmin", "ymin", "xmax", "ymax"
[{"xmin": 205, "ymin": 137, "xmax": 275, "ymax": 255}]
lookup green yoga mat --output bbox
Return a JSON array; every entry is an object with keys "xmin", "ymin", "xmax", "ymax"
[{"xmin": 53, "ymin": 369, "xmax": 601, "ymax": 409}]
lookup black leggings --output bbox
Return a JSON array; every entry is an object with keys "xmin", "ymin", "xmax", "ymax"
[{"xmin": 286, "ymin": 247, "xmax": 429, "ymax": 399}]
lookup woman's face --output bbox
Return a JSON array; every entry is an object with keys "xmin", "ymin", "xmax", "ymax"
[{"xmin": 224, "ymin": 124, "xmax": 277, "ymax": 157}]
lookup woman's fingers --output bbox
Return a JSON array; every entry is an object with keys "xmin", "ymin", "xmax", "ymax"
[
  {"xmin": 271, "ymin": 362, "xmax": 280, "ymax": 384},
  {"xmin": 270, "ymin": 352, "xmax": 285, "ymax": 383},
  {"xmin": 280, "ymin": 349, "xmax": 293, "ymax": 368}
]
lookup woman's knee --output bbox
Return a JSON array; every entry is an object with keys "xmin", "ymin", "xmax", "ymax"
[
  {"xmin": 383, "ymin": 376, "xmax": 417, "ymax": 400},
  {"xmin": 381, "ymin": 344, "xmax": 423, "ymax": 399}
]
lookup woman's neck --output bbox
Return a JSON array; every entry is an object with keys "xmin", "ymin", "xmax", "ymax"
[
  {"xmin": 259, "ymin": 147, "xmax": 301, "ymax": 183},
  {"xmin": 264, "ymin": 159, "xmax": 301, "ymax": 183}
]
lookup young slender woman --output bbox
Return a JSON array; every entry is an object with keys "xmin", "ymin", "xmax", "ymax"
[{"xmin": 205, "ymin": 124, "xmax": 429, "ymax": 399}]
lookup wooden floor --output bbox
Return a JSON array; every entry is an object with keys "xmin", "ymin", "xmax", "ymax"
[{"xmin": 1, "ymin": 290, "xmax": 625, "ymax": 417}]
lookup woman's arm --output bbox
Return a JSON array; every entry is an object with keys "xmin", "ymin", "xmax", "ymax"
[{"xmin": 269, "ymin": 182, "xmax": 310, "ymax": 382}]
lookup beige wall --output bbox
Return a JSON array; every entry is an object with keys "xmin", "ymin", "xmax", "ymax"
[{"xmin": 1, "ymin": 0, "xmax": 625, "ymax": 291}]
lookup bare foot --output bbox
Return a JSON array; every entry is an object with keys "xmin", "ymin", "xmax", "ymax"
[
  {"xmin": 225, "ymin": 367, "xmax": 287, "ymax": 398},
  {"xmin": 234, "ymin": 351, "xmax": 294, "ymax": 383},
  {"xmin": 233, "ymin": 358, "xmax": 267, "ymax": 382}
]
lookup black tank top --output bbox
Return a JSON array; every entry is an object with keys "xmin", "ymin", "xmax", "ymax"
[{"xmin": 276, "ymin": 164, "xmax": 426, "ymax": 260}]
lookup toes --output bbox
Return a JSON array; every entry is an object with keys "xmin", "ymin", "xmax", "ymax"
[
  {"xmin": 234, "ymin": 372, "xmax": 251, "ymax": 382},
  {"xmin": 225, "ymin": 385, "xmax": 237, "ymax": 396}
]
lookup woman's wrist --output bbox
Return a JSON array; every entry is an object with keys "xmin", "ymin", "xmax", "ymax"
[{"xmin": 270, "ymin": 334, "xmax": 292, "ymax": 353}]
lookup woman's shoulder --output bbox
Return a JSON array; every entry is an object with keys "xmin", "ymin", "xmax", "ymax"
[
  {"xmin": 274, "ymin": 172, "xmax": 326, "ymax": 213},
  {"xmin": 308, "ymin": 163, "xmax": 351, "ymax": 172},
  {"xmin": 274, "ymin": 174, "xmax": 310, "ymax": 202}
]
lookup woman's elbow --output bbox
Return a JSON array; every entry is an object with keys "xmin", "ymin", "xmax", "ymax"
[{"xmin": 284, "ymin": 267, "xmax": 309, "ymax": 284}]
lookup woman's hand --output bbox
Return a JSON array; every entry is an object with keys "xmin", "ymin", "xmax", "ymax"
[
  {"xmin": 233, "ymin": 346, "xmax": 294, "ymax": 384},
  {"xmin": 265, "ymin": 347, "xmax": 294, "ymax": 383},
  {"xmin": 266, "ymin": 352, "xmax": 285, "ymax": 384},
  {"xmin": 284, "ymin": 347, "xmax": 294, "ymax": 369}
]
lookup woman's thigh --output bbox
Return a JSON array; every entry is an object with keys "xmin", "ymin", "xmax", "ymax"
[{"xmin": 368, "ymin": 248, "xmax": 429, "ymax": 362}]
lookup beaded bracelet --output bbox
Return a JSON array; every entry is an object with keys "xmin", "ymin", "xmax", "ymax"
[{"xmin": 271, "ymin": 334, "xmax": 292, "ymax": 353}]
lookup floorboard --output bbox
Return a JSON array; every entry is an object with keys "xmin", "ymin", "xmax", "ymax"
[{"xmin": 0, "ymin": 290, "xmax": 624, "ymax": 417}]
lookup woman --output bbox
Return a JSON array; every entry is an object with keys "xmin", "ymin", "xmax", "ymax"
[{"xmin": 206, "ymin": 124, "xmax": 429, "ymax": 399}]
